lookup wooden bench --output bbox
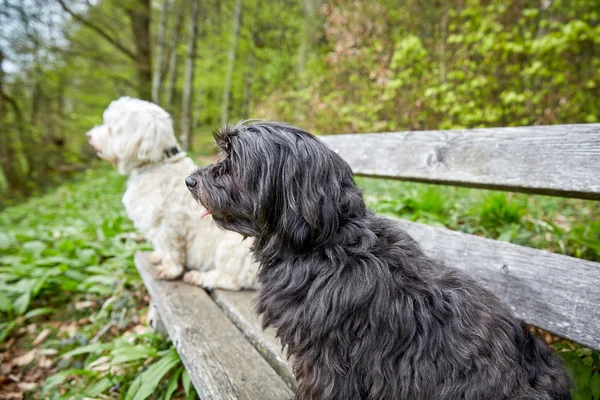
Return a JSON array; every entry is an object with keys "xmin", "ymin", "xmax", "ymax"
[{"xmin": 135, "ymin": 123, "xmax": 600, "ymax": 399}]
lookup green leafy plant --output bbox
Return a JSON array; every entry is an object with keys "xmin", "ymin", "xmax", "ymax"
[
  {"xmin": 1, "ymin": 167, "xmax": 195, "ymax": 399},
  {"xmin": 44, "ymin": 334, "xmax": 192, "ymax": 400}
]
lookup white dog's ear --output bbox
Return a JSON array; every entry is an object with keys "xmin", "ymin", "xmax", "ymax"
[{"xmin": 105, "ymin": 98, "xmax": 179, "ymax": 174}]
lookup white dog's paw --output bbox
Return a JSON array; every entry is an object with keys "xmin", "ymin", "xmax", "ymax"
[
  {"xmin": 148, "ymin": 252, "xmax": 161, "ymax": 265},
  {"xmin": 183, "ymin": 270, "xmax": 206, "ymax": 287},
  {"xmin": 183, "ymin": 270, "xmax": 242, "ymax": 291},
  {"xmin": 156, "ymin": 262, "xmax": 184, "ymax": 280}
]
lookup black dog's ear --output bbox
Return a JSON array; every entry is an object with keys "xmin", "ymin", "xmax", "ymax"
[
  {"xmin": 213, "ymin": 125, "xmax": 237, "ymax": 154},
  {"xmin": 262, "ymin": 131, "xmax": 366, "ymax": 251}
]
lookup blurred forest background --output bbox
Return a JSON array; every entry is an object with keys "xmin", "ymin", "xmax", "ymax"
[{"xmin": 1, "ymin": 0, "xmax": 599, "ymax": 206}]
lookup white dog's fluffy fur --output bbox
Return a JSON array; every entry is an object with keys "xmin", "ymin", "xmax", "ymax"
[{"xmin": 86, "ymin": 97, "xmax": 258, "ymax": 290}]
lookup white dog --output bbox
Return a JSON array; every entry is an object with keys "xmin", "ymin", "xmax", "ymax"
[{"xmin": 86, "ymin": 97, "xmax": 258, "ymax": 290}]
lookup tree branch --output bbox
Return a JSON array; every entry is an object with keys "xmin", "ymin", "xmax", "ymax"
[{"xmin": 56, "ymin": 0, "xmax": 137, "ymax": 61}]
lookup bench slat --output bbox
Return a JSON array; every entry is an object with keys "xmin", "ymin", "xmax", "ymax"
[
  {"xmin": 321, "ymin": 124, "xmax": 600, "ymax": 200},
  {"xmin": 212, "ymin": 223, "xmax": 600, "ymax": 353},
  {"xmin": 212, "ymin": 290, "xmax": 298, "ymax": 391},
  {"xmin": 394, "ymin": 219, "xmax": 600, "ymax": 350},
  {"xmin": 134, "ymin": 252, "xmax": 293, "ymax": 400},
  {"xmin": 214, "ymin": 222, "xmax": 600, "ymax": 353}
]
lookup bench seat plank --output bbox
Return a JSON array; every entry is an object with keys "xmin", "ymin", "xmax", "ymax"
[
  {"xmin": 212, "ymin": 290, "xmax": 298, "ymax": 391},
  {"xmin": 212, "ymin": 221, "xmax": 600, "ymax": 352},
  {"xmin": 321, "ymin": 124, "xmax": 600, "ymax": 200},
  {"xmin": 134, "ymin": 252, "xmax": 293, "ymax": 400},
  {"xmin": 395, "ymin": 219, "xmax": 600, "ymax": 350}
]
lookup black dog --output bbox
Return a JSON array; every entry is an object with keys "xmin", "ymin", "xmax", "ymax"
[{"xmin": 186, "ymin": 121, "xmax": 571, "ymax": 400}]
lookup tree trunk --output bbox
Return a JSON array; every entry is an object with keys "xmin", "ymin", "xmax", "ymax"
[
  {"xmin": 57, "ymin": 0, "xmax": 151, "ymax": 99},
  {"xmin": 242, "ymin": 0, "xmax": 261, "ymax": 120},
  {"xmin": 242, "ymin": 51, "xmax": 255, "ymax": 120},
  {"xmin": 31, "ymin": 80, "xmax": 42, "ymax": 125},
  {"xmin": 297, "ymin": 0, "xmax": 314, "ymax": 85},
  {"xmin": 192, "ymin": 88, "xmax": 203, "ymax": 138},
  {"xmin": 129, "ymin": 0, "xmax": 152, "ymax": 100},
  {"xmin": 438, "ymin": 4, "xmax": 448, "ymax": 84},
  {"xmin": 152, "ymin": 0, "xmax": 170, "ymax": 104},
  {"xmin": 221, "ymin": 0, "xmax": 242, "ymax": 126},
  {"xmin": 3, "ymin": 93, "xmax": 29, "ymax": 181},
  {"xmin": 165, "ymin": 49, "xmax": 179, "ymax": 108},
  {"xmin": 0, "ymin": 50, "xmax": 6, "ymax": 192},
  {"xmin": 0, "ymin": 50, "xmax": 4, "ymax": 121},
  {"xmin": 180, "ymin": 0, "xmax": 200, "ymax": 151},
  {"xmin": 165, "ymin": 0, "xmax": 188, "ymax": 108}
]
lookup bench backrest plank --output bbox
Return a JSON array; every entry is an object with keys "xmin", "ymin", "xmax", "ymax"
[
  {"xmin": 134, "ymin": 252, "xmax": 293, "ymax": 399},
  {"xmin": 322, "ymin": 124, "xmax": 600, "ymax": 350},
  {"xmin": 395, "ymin": 219, "xmax": 600, "ymax": 351},
  {"xmin": 321, "ymin": 124, "xmax": 600, "ymax": 200}
]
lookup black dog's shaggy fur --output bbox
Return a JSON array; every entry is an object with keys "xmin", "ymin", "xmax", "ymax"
[{"xmin": 187, "ymin": 121, "xmax": 571, "ymax": 400}]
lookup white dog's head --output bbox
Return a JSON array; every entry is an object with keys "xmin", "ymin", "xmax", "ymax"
[{"xmin": 86, "ymin": 97, "xmax": 179, "ymax": 174}]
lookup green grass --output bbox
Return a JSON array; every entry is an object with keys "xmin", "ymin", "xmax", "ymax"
[
  {"xmin": 358, "ymin": 177, "xmax": 600, "ymax": 261},
  {"xmin": 0, "ymin": 167, "xmax": 196, "ymax": 399},
  {"xmin": 0, "ymin": 170, "xmax": 598, "ymax": 399}
]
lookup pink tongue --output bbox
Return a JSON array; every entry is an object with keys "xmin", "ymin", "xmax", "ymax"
[{"xmin": 201, "ymin": 209, "xmax": 212, "ymax": 219}]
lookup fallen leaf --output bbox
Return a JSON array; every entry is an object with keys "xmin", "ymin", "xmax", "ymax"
[
  {"xmin": 75, "ymin": 301, "xmax": 94, "ymax": 310},
  {"xmin": 32, "ymin": 329, "xmax": 51, "ymax": 346},
  {"xmin": 26, "ymin": 366, "xmax": 45, "ymax": 378},
  {"xmin": 16, "ymin": 382, "xmax": 36, "ymax": 391},
  {"xmin": 12, "ymin": 350, "xmax": 37, "ymax": 367},
  {"xmin": 0, "ymin": 392, "xmax": 22, "ymax": 400},
  {"xmin": 38, "ymin": 349, "xmax": 57, "ymax": 357},
  {"xmin": 127, "ymin": 325, "xmax": 147, "ymax": 335},
  {"xmin": 59, "ymin": 322, "xmax": 77, "ymax": 338},
  {"xmin": 25, "ymin": 324, "xmax": 37, "ymax": 335},
  {"xmin": 38, "ymin": 357, "xmax": 52, "ymax": 369},
  {"xmin": 0, "ymin": 362, "xmax": 12, "ymax": 375}
]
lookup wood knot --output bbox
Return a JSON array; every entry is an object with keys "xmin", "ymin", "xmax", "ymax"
[{"xmin": 426, "ymin": 147, "xmax": 447, "ymax": 167}]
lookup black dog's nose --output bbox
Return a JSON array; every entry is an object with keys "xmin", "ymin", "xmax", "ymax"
[{"xmin": 185, "ymin": 176, "xmax": 197, "ymax": 189}]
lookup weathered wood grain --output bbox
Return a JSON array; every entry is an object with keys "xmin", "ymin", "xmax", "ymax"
[
  {"xmin": 134, "ymin": 252, "xmax": 293, "ymax": 400},
  {"xmin": 320, "ymin": 124, "xmax": 600, "ymax": 200},
  {"xmin": 392, "ymin": 218, "xmax": 600, "ymax": 351},
  {"xmin": 147, "ymin": 301, "xmax": 168, "ymax": 337},
  {"xmin": 212, "ymin": 226, "xmax": 600, "ymax": 352},
  {"xmin": 212, "ymin": 290, "xmax": 298, "ymax": 391}
]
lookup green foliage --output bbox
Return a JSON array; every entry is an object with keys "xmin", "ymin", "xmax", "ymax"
[
  {"xmin": 555, "ymin": 342, "xmax": 600, "ymax": 400},
  {"xmin": 42, "ymin": 334, "xmax": 188, "ymax": 399},
  {"xmin": 0, "ymin": 166, "xmax": 196, "ymax": 399},
  {"xmin": 3, "ymin": 0, "xmax": 597, "ymax": 204},
  {"xmin": 264, "ymin": 0, "xmax": 600, "ymax": 133},
  {"xmin": 476, "ymin": 193, "xmax": 525, "ymax": 238}
]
